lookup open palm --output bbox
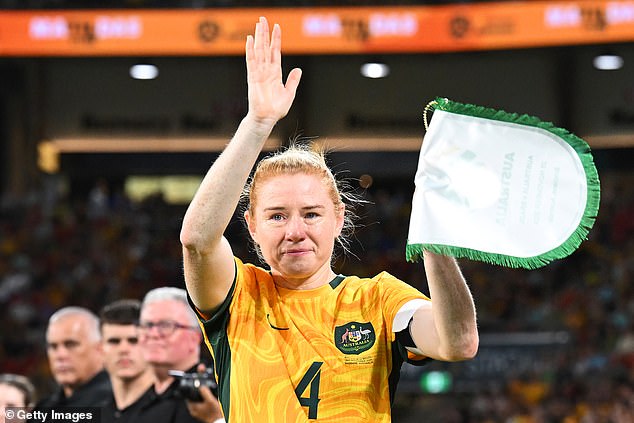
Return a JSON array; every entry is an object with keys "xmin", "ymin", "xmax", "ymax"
[{"xmin": 245, "ymin": 17, "xmax": 302, "ymax": 127}]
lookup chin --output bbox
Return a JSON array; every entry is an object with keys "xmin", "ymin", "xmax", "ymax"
[
  {"xmin": 118, "ymin": 371, "xmax": 141, "ymax": 380},
  {"xmin": 278, "ymin": 263, "xmax": 314, "ymax": 278},
  {"xmin": 143, "ymin": 353, "xmax": 165, "ymax": 364},
  {"xmin": 146, "ymin": 356, "xmax": 168, "ymax": 367},
  {"xmin": 55, "ymin": 376, "xmax": 77, "ymax": 387}
]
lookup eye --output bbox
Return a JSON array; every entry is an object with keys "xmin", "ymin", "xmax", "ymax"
[
  {"xmin": 305, "ymin": 212, "xmax": 319, "ymax": 219},
  {"xmin": 63, "ymin": 340, "xmax": 80, "ymax": 349},
  {"xmin": 157, "ymin": 321, "xmax": 174, "ymax": 331},
  {"xmin": 270, "ymin": 213, "xmax": 285, "ymax": 221}
]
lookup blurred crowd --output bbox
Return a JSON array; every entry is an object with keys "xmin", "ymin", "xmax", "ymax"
[{"xmin": 1, "ymin": 166, "xmax": 633, "ymax": 421}]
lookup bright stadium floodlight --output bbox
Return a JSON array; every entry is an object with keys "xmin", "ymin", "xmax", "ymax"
[
  {"xmin": 130, "ymin": 63, "xmax": 159, "ymax": 80},
  {"xmin": 360, "ymin": 61, "xmax": 390, "ymax": 79},
  {"xmin": 593, "ymin": 53, "xmax": 624, "ymax": 71}
]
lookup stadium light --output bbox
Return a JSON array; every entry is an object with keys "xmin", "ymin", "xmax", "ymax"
[
  {"xmin": 130, "ymin": 63, "xmax": 159, "ymax": 80},
  {"xmin": 593, "ymin": 53, "xmax": 624, "ymax": 71},
  {"xmin": 420, "ymin": 371, "xmax": 452, "ymax": 394},
  {"xmin": 360, "ymin": 61, "xmax": 390, "ymax": 79}
]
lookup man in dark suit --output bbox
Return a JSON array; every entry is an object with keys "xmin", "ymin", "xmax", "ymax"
[
  {"xmin": 36, "ymin": 306, "xmax": 111, "ymax": 408},
  {"xmin": 99, "ymin": 299, "xmax": 154, "ymax": 423}
]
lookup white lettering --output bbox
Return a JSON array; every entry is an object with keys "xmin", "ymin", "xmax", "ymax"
[
  {"xmin": 369, "ymin": 13, "xmax": 417, "ymax": 37},
  {"xmin": 302, "ymin": 14, "xmax": 342, "ymax": 36},
  {"xmin": 544, "ymin": 5, "xmax": 581, "ymax": 28},
  {"xmin": 95, "ymin": 16, "xmax": 142, "ymax": 39},
  {"xmin": 29, "ymin": 16, "xmax": 69, "ymax": 39},
  {"xmin": 16, "ymin": 409, "xmax": 48, "ymax": 422},
  {"xmin": 606, "ymin": 2, "xmax": 634, "ymax": 24}
]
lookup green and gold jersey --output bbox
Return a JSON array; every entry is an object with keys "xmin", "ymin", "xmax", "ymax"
[{"xmin": 193, "ymin": 258, "xmax": 430, "ymax": 422}]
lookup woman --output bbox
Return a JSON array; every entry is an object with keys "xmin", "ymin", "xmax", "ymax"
[
  {"xmin": 0, "ymin": 374, "xmax": 36, "ymax": 423},
  {"xmin": 181, "ymin": 17, "xmax": 478, "ymax": 422}
]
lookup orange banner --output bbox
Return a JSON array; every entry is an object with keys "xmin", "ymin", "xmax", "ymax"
[{"xmin": 0, "ymin": 1, "xmax": 633, "ymax": 56}]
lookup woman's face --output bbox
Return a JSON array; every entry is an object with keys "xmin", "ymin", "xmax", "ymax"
[
  {"xmin": 0, "ymin": 383, "xmax": 26, "ymax": 423},
  {"xmin": 246, "ymin": 173, "xmax": 344, "ymax": 282}
]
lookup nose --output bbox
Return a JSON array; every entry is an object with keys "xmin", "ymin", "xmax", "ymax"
[
  {"xmin": 51, "ymin": 346, "xmax": 69, "ymax": 359},
  {"xmin": 285, "ymin": 215, "xmax": 306, "ymax": 241},
  {"xmin": 118, "ymin": 342, "xmax": 132, "ymax": 352}
]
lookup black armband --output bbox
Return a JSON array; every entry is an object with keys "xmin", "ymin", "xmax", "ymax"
[{"xmin": 394, "ymin": 317, "xmax": 417, "ymax": 348}]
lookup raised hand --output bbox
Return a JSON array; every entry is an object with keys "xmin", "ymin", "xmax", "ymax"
[{"xmin": 245, "ymin": 16, "xmax": 302, "ymax": 128}]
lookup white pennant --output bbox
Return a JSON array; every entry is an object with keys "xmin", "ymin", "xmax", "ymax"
[{"xmin": 406, "ymin": 99, "xmax": 600, "ymax": 269}]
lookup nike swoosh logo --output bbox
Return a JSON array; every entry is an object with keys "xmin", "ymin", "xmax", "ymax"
[{"xmin": 267, "ymin": 313, "xmax": 289, "ymax": 331}]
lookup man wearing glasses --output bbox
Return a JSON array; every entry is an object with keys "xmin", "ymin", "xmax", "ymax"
[{"xmin": 138, "ymin": 287, "xmax": 224, "ymax": 423}]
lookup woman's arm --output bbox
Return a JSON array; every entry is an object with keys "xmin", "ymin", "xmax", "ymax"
[
  {"xmin": 410, "ymin": 251, "xmax": 479, "ymax": 361},
  {"xmin": 180, "ymin": 17, "xmax": 302, "ymax": 313}
]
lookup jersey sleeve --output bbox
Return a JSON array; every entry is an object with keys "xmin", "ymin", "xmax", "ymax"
[
  {"xmin": 374, "ymin": 271, "xmax": 431, "ymax": 364},
  {"xmin": 186, "ymin": 258, "xmax": 241, "ymax": 339}
]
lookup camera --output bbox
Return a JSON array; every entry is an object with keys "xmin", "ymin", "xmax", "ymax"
[{"xmin": 168, "ymin": 368, "xmax": 218, "ymax": 402}]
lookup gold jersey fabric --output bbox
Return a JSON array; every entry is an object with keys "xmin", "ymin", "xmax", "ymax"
[{"xmin": 192, "ymin": 258, "xmax": 430, "ymax": 422}]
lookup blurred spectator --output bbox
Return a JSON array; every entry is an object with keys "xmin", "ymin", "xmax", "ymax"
[
  {"xmin": 138, "ymin": 287, "xmax": 224, "ymax": 423},
  {"xmin": 0, "ymin": 374, "xmax": 36, "ymax": 423},
  {"xmin": 99, "ymin": 299, "xmax": 155, "ymax": 423},
  {"xmin": 35, "ymin": 307, "xmax": 111, "ymax": 408}
]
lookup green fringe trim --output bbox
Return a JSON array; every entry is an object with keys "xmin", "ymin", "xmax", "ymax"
[{"xmin": 406, "ymin": 98, "xmax": 601, "ymax": 269}]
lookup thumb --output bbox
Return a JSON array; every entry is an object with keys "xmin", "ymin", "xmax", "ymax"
[{"xmin": 284, "ymin": 68, "xmax": 302, "ymax": 94}]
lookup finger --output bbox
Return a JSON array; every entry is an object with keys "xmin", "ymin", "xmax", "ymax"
[
  {"xmin": 198, "ymin": 386, "xmax": 224, "ymax": 419},
  {"xmin": 196, "ymin": 363, "xmax": 206, "ymax": 373},
  {"xmin": 245, "ymin": 35, "xmax": 254, "ymax": 70},
  {"xmin": 198, "ymin": 385, "xmax": 215, "ymax": 403},
  {"xmin": 198, "ymin": 386, "xmax": 220, "ymax": 411},
  {"xmin": 253, "ymin": 21, "xmax": 264, "ymax": 63},
  {"xmin": 285, "ymin": 68, "xmax": 303, "ymax": 94},
  {"xmin": 244, "ymin": 34, "xmax": 255, "ymax": 63},
  {"xmin": 259, "ymin": 17, "xmax": 270, "ymax": 59},
  {"xmin": 253, "ymin": 17, "xmax": 268, "ymax": 63},
  {"xmin": 270, "ymin": 23, "xmax": 281, "ymax": 65}
]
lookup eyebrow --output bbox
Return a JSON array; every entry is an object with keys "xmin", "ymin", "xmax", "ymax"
[
  {"xmin": 47, "ymin": 339, "xmax": 80, "ymax": 348},
  {"xmin": 262, "ymin": 205, "xmax": 326, "ymax": 212}
]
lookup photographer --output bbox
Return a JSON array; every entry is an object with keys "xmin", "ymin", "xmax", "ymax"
[{"xmin": 137, "ymin": 287, "xmax": 224, "ymax": 423}]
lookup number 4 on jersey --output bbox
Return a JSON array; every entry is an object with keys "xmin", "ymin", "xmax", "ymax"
[{"xmin": 295, "ymin": 361, "xmax": 323, "ymax": 419}]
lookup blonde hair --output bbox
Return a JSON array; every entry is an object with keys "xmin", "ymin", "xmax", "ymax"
[{"xmin": 241, "ymin": 143, "xmax": 359, "ymax": 263}]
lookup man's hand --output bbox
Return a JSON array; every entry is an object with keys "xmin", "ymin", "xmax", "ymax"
[{"xmin": 185, "ymin": 364, "xmax": 224, "ymax": 423}]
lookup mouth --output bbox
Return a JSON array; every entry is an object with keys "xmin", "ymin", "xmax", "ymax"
[{"xmin": 283, "ymin": 248, "xmax": 312, "ymax": 256}]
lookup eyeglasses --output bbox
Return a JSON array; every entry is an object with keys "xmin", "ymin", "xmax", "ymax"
[{"xmin": 138, "ymin": 320, "xmax": 199, "ymax": 337}]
